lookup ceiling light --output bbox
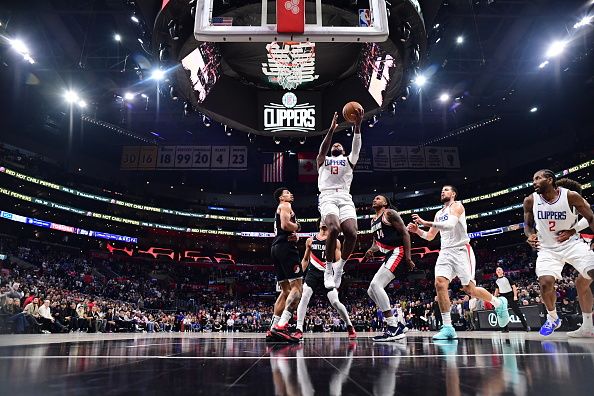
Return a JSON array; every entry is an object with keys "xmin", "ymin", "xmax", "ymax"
[
  {"xmin": 124, "ymin": 92, "xmax": 135, "ymax": 101},
  {"xmin": 141, "ymin": 93, "xmax": 148, "ymax": 99},
  {"xmin": 439, "ymin": 93, "xmax": 450, "ymax": 102},
  {"xmin": 151, "ymin": 69, "xmax": 165, "ymax": 80},
  {"xmin": 538, "ymin": 60, "xmax": 549, "ymax": 69},
  {"xmin": 413, "ymin": 75, "xmax": 427, "ymax": 87},
  {"xmin": 114, "ymin": 34, "xmax": 122, "ymax": 42},
  {"xmin": 78, "ymin": 100, "xmax": 87, "ymax": 108},
  {"xmin": 10, "ymin": 39, "xmax": 29, "ymax": 55},
  {"xmin": 456, "ymin": 36, "xmax": 464, "ymax": 44},
  {"xmin": 131, "ymin": 15, "xmax": 140, "ymax": 23},
  {"xmin": 545, "ymin": 40, "xmax": 567, "ymax": 58},
  {"xmin": 137, "ymin": 38, "xmax": 144, "ymax": 44},
  {"xmin": 530, "ymin": 107, "xmax": 538, "ymax": 113},
  {"xmin": 574, "ymin": 15, "xmax": 593, "ymax": 29},
  {"xmin": 64, "ymin": 90, "xmax": 80, "ymax": 103}
]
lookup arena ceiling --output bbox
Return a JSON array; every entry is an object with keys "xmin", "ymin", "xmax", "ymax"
[{"xmin": 0, "ymin": 0, "xmax": 593, "ymax": 152}]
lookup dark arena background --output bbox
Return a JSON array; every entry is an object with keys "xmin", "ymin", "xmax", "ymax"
[{"xmin": 1, "ymin": 0, "xmax": 594, "ymax": 395}]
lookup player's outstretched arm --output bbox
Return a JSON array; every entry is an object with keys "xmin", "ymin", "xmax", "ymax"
[
  {"xmin": 301, "ymin": 237, "xmax": 313, "ymax": 271},
  {"xmin": 568, "ymin": 191, "xmax": 594, "ymax": 232},
  {"xmin": 348, "ymin": 108, "xmax": 363, "ymax": 168},
  {"xmin": 386, "ymin": 209, "xmax": 415, "ymax": 270},
  {"xmin": 317, "ymin": 112, "xmax": 338, "ymax": 168},
  {"xmin": 407, "ymin": 221, "xmax": 439, "ymax": 241}
]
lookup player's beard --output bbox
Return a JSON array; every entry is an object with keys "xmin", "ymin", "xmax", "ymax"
[{"xmin": 331, "ymin": 149, "xmax": 342, "ymax": 157}]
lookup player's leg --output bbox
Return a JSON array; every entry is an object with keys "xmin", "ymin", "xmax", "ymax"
[
  {"xmin": 332, "ymin": 198, "xmax": 358, "ymax": 287},
  {"xmin": 273, "ymin": 283, "xmax": 290, "ymax": 326},
  {"xmin": 320, "ymin": 197, "xmax": 341, "ymax": 289},
  {"xmin": 368, "ymin": 266, "xmax": 405, "ymax": 342},
  {"xmin": 534, "ymin": 250, "xmax": 564, "ymax": 335},
  {"xmin": 271, "ymin": 245, "xmax": 304, "ymax": 342},
  {"xmin": 566, "ymin": 244, "xmax": 594, "ymax": 337},
  {"xmin": 296, "ymin": 282, "xmax": 314, "ymax": 336},
  {"xmin": 326, "ymin": 288, "xmax": 356, "ymax": 338}
]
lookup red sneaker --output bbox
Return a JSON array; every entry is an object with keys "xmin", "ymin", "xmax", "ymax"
[
  {"xmin": 271, "ymin": 324, "xmax": 299, "ymax": 343},
  {"xmin": 292, "ymin": 329, "xmax": 303, "ymax": 341},
  {"xmin": 347, "ymin": 325, "xmax": 357, "ymax": 339}
]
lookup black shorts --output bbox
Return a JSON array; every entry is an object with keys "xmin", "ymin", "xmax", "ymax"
[
  {"xmin": 304, "ymin": 265, "xmax": 328, "ymax": 294},
  {"xmin": 271, "ymin": 243, "xmax": 303, "ymax": 283}
]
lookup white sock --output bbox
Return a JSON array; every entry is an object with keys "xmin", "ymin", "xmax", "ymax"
[
  {"xmin": 547, "ymin": 310, "xmax": 558, "ymax": 321},
  {"xmin": 325, "ymin": 262, "xmax": 333, "ymax": 275},
  {"xmin": 277, "ymin": 310, "xmax": 292, "ymax": 327},
  {"xmin": 442, "ymin": 312, "xmax": 452, "ymax": 326},
  {"xmin": 582, "ymin": 313, "xmax": 593, "ymax": 329},
  {"xmin": 334, "ymin": 258, "xmax": 346, "ymax": 270},
  {"xmin": 385, "ymin": 315, "xmax": 398, "ymax": 327},
  {"xmin": 270, "ymin": 315, "xmax": 280, "ymax": 330},
  {"xmin": 490, "ymin": 296, "xmax": 501, "ymax": 308}
]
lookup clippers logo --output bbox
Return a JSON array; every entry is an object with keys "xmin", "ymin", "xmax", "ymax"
[
  {"xmin": 264, "ymin": 92, "xmax": 316, "ymax": 133},
  {"xmin": 285, "ymin": 0, "xmax": 300, "ymax": 14}
]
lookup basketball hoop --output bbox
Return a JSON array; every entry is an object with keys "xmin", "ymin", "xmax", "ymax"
[{"xmin": 262, "ymin": 41, "xmax": 318, "ymax": 90}]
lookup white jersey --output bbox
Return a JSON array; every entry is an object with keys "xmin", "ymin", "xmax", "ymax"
[
  {"xmin": 318, "ymin": 155, "xmax": 354, "ymax": 192},
  {"xmin": 434, "ymin": 202, "xmax": 470, "ymax": 249},
  {"xmin": 532, "ymin": 187, "xmax": 578, "ymax": 250}
]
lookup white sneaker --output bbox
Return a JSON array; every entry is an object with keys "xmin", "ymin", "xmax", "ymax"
[
  {"xmin": 324, "ymin": 264, "xmax": 335, "ymax": 289},
  {"xmin": 567, "ymin": 326, "xmax": 594, "ymax": 338}
]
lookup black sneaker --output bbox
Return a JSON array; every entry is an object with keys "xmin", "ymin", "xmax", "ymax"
[{"xmin": 372, "ymin": 324, "xmax": 406, "ymax": 342}]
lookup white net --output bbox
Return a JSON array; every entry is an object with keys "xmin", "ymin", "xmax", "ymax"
[{"xmin": 262, "ymin": 42, "xmax": 319, "ymax": 90}]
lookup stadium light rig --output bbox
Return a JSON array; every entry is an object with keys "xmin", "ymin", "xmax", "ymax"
[
  {"xmin": 9, "ymin": 38, "xmax": 35, "ymax": 64},
  {"xmin": 545, "ymin": 40, "xmax": 567, "ymax": 58},
  {"xmin": 456, "ymin": 36, "xmax": 464, "ymax": 45},
  {"xmin": 151, "ymin": 69, "xmax": 165, "ymax": 81},
  {"xmin": 413, "ymin": 74, "xmax": 427, "ymax": 87},
  {"xmin": 574, "ymin": 15, "xmax": 593, "ymax": 29},
  {"xmin": 114, "ymin": 34, "xmax": 122, "ymax": 42},
  {"xmin": 439, "ymin": 93, "xmax": 450, "ymax": 103}
]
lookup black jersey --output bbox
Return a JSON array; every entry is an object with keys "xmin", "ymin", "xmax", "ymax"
[
  {"xmin": 272, "ymin": 209, "xmax": 297, "ymax": 246},
  {"xmin": 370, "ymin": 211, "xmax": 403, "ymax": 252},
  {"xmin": 309, "ymin": 235, "xmax": 327, "ymax": 271}
]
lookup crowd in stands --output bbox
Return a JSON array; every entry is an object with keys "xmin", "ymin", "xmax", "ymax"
[{"xmin": 0, "ymin": 236, "xmax": 592, "ymax": 335}]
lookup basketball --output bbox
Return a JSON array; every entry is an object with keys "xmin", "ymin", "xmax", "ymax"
[{"xmin": 342, "ymin": 101, "xmax": 364, "ymax": 123}]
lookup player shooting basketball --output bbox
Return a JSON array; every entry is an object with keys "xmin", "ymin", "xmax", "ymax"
[{"xmin": 316, "ymin": 105, "xmax": 363, "ymax": 289}]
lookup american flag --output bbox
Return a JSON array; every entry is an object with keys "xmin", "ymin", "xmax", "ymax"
[
  {"xmin": 211, "ymin": 17, "xmax": 233, "ymax": 26},
  {"xmin": 262, "ymin": 152, "xmax": 284, "ymax": 183}
]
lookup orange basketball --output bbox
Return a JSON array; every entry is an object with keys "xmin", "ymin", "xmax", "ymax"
[{"xmin": 342, "ymin": 101, "xmax": 364, "ymax": 123}]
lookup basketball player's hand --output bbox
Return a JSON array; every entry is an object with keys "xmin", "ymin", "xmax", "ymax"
[
  {"xmin": 556, "ymin": 229, "xmax": 576, "ymax": 243},
  {"xmin": 405, "ymin": 258, "xmax": 415, "ymax": 271},
  {"xmin": 526, "ymin": 233, "xmax": 539, "ymax": 250},
  {"xmin": 411, "ymin": 214, "xmax": 430, "ymax": 227},
  {"xmin": 288, "ymin": 232, "xmax": 299, "ymax": 242},
  {"xmin": 364, "ymin": 249, "xmax": 374, "ymax": 261},
  {"xmin": 407, "ymin": 222, "xmax": 419, "ymax": 234},
  {"xmin": 353, "ymin": 108, "xmax": 364, "ymax": 126},
  {"xmin": 329, "ymin": 112, "xmax": 338, "ymax": 131}
]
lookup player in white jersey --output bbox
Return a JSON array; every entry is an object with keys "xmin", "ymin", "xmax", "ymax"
[
  {"xmin": 523, "ymin": 170, "xmax": 594, "ymax": 336},
  {"xmin": 316, "ymin": 109, "xmax": 363, "ymax": 289},
  {"xmin": 408, "ymin": 185, "xmax": 510, "ymax": 340}
]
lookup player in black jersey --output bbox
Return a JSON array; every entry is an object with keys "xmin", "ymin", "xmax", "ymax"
[
  {"xmin": 293, "ymin": 220, "xmax": 357, "ymax": 340},
  {"xmin": 364, "ymin": 195, "xmax": 415, "ymax": 341},
  {"xmin": 268, "ymin": 187, "xmax": 303, "ymax": 343}
]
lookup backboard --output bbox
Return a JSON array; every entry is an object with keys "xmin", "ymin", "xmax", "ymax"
[{"xmin": 194, "ymin": 0, "xmax": 389, "ymax": 42}]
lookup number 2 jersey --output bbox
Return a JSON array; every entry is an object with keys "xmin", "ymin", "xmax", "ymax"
[{"xmin": 532, "ymin": 187, "xmax": 578, "ymax": 249}]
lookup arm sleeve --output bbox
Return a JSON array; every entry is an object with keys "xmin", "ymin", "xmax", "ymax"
[
  {"xmin": 432, "ymin": 215, "xmax": 459, "ymax": 231},
  {"xmin": 573, "ymin": 217, "xmax": 590, "ymax": 232},
  {"xmin": 347, "ymin": 133, "xmax": 362, "ymax": 165}
]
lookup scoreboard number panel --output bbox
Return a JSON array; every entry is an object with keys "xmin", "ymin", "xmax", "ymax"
[
  {"xmin": 174, "ymin": 146, "xmax": 194, "ymax": 168},
  {"xmin": 211, "ymin": 146, "xmax": 230, "ymax": 168},
  {"xmin": 192, "ymin": 146, "xmax": 212, "ymax": 168}
]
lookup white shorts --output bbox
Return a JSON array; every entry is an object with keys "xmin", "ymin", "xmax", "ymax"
[
  {"xmin": 318, "ymin": 191, "xmax": 357, "ymax": 223},
  {"xmin": 434, "ymin": 244, "xmax": 476, "ymax": 286},
  {"xmin": 535, "ymin": 240, "xmax": 594, "ymax": 280}
]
